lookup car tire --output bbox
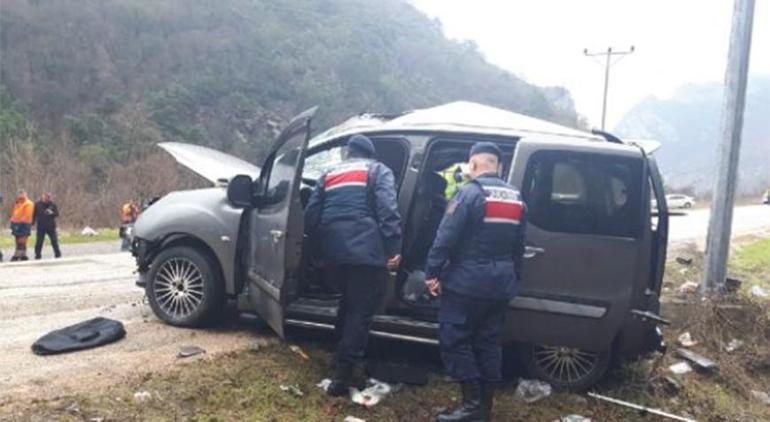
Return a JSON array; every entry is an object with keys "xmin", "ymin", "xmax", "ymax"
[
  {"xmin": 146, "ymin": 246, "xmax": 224, "ymax": 327},
  {"xmin": 684, "ymin": 202, "xmax": 692, "ymax": 209},
  {"xmin": 521, "ymin": 343, "xmax": 612, "ymax": 392}
]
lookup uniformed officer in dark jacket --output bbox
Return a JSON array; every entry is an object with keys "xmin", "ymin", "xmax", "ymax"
[
  {"xmin": 33, "ymin": 193, "xmax": 62, "ymax": 260},
  {"xmin": 304, "ymin": 134, "xmax": 403, "ymax": 396},
  {"xmin": 426, "ymin": 142, "xmax": 526, "ymax": 422}
]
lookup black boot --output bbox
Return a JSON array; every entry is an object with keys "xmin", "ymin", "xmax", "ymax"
[
  {"xmin": 480, "ymin": 382, "xmax": 495, "ymax": 420},
  {"xmin": 327, "ymin": 364, "xmax": 353, "ymax": 397},
  {"xmin": 437, "ymin": 381, "xmax": 485, "ymax": 422}
]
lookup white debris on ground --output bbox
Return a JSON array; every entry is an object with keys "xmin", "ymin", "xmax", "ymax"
[
  {"xmin": 677, "ymin": 281, "xmax": 699, "ymax": 295},
  {"xmin": 723, "ymin": 338, "xmax": 744, "ymax": 353},
  {"xmin": 554, "ymin": 415, "xmax": 592, "ymax": 422},
  {"xmin": 751, "ymin": 390, "xmax": 770, "ymax": 406},
  {"xmin": 669, "ymin": 361, "xmax": 693, "ymax": 375},
  {"xmin": 515, "ymin": 379, "xmax": 552, "ymax": 403},
  {"xmin": 316, "ymin": 378, "xmax": 398, "ymax": 407},
  {"xmin": 343, "ymin": 416, "xmax": 366, "ymax": 422},
  {"xmin": 677, "ymin": 332, "xmax": 697, "ymax": 347},
  {"xmin": 350, "ymin": 379, "xmax": 396, "ymax": 407},
  {"xmin": 316, "ymin": 378, "xmax": 332, "ymax": 392},
  {"xmin": 80, "ymin": 226, "xmax": 99, "ymax": 236},
  {"xmin": 750, "ymin": 285, "xmax": 769, "ymax": 298},
  {"xmin": 133, "ymin": 391, "xmax": 151, "ymax": 402}
]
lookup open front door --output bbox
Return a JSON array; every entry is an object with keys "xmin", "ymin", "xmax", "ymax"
[{"xmin": 247, "ymin": 107, "xmax": 317, "ymax": 337}]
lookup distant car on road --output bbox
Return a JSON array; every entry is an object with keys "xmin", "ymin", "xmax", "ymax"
[{"xmin": 666, "ymin": 194, "xmax": 695, "ymax": 209}]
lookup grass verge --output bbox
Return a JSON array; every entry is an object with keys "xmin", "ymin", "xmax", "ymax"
[{"xmin": 0, "ymin": 228, "xmax": 119, "ymax": 248}]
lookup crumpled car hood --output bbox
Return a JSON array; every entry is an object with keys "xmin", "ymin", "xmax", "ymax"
[{"xmin": 159, "ymin": 142, "xmax": 260, "ymax": 184}]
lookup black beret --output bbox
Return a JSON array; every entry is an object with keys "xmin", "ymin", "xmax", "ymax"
[
  {"xmin": 347, "ymin": 134, "xmax": 376, "ymax": 156},
  {"xmin": 469, "ymin": 142, "xmax": 501, "ymax": 160}
]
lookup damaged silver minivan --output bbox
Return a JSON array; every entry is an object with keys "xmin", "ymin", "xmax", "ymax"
[{"xmin": 131, "ymin": 102, "xmax": 669, "ymax": 390}]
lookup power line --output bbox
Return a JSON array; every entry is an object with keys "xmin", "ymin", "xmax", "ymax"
[{"xmin": 583, "ymin": 46, "xmax": 635, "ymax": 130}]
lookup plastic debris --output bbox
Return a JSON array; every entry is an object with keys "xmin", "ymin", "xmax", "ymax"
[
  {"xmin": 675, "ymin": 257, "xmax": 693, "ymax": 266},
  {"xmin": 177, "ymin": 345, "xmax": 206, "ymax": 358},
  {"xmin": 723, "ymin": 338, "xmax": 744, "ymax": 353},
  {"xmin": 677, "ymin": 332, "xmax": 697, "ymax": 348},
  {"xmin": 669, "ymin": 361, "xmax": 693, "ymax": 375},
  {"xmin": 677, "ymin": 281, "xmax": 699, "ymax": 294},
  {"xmin": 316, "ymin": 378, "xmax": 332, "ymax": 392},
  {"xmin": 351, "ymin": 378, "xmax": 395, "ymax": 407},
  {"xmin": 675, "ymin": 348, "xmax": 717, "ymax": 371},
  {"xmin": 289, "ymin": 345, "xmax": 310, "ymax": 360},
  {"xmin": 81, "ymin": 226, "xmax": 99, "ymax": 237},
  {"xmin": 344, "ymin": 417, "xmax": 366, "ymax": 422},
  {"xmin": 133, "ymin": 391, "xmax": 152, "ymax": 402},
  {"xmin": 750, "ymin": 285, "xmax": 769, "ymax": 298},
  {"xmin": 751, "ymin": 390, "xmax": 770, "ymax": 406},
  {"xmin": 65, "ymin": 402, "xmax": 80, "ymax": 413},
  {"xmin": 279, "ymin": 384, "xmax": 304, "ymax": 397},
  {"xmin": 515, "ymin": 379, "xmax": 552, "ymax": 403},
  {"xmin": 249, "ymin": 340, "xmax": 262, "ymax": 353},
  {"xmin": 554, "ymin": 416, "xmax": 591, "ymax": 422}
]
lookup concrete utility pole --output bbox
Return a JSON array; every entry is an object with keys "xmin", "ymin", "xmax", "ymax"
[
  {"xmin": 703, "ymin": 0, "xmax": 756, "ymax": 293},
  {"xmin": 584, "ymin": 46, "xmax": 635, "ymax": 130}
]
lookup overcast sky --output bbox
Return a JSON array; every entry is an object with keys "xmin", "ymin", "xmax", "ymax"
[{"xmin": 411, "ymin": 0, "xmax": 770, "ymax": 129}]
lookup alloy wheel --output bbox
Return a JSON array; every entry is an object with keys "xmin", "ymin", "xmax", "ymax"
[
  {"xmin": 532, "ymin": 345, "xmax": 601, "ymax": 384},
  {"xmin": 153, "ymin": 257, "xmax": 205, "ymax": 319}
]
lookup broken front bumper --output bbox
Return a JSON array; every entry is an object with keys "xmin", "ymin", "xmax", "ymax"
[{"xmin": 131, "ymin": 237, "xmax": 150, "ymax": 288}]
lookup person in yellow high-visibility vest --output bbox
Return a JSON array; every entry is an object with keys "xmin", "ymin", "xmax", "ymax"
[
  {"xmin": 10, "ymin": 190, "xmax": 35, "ymax": 261},
  {"xmin": 438, "ymin": 162, "xmax": 471, "ymax": 200}
]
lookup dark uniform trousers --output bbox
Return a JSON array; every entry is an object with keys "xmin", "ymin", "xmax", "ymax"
[
  {"xmin": 439, "ymin": 289, "xmax": 507, "ymax": 383},
  {"xmin": 333, "ymin": 265, "xmax": 386, "ymax": 368},
  {"xmin": 34, "ymin": 226, "xmax": 61, "ymax": 259}
]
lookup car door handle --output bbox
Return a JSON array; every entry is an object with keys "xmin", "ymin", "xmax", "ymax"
[
  {"xmin": 524, "ymin": 245, "xmax": 545, "ymax": 259},
  {"xmin": 270, "ymin": 230, "xmax": 284, "ymax": 244}
]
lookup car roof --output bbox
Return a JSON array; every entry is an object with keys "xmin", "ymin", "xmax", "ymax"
[{"xmin": 309, "ymin": 101, "xmax": 604, "ymax": 149}]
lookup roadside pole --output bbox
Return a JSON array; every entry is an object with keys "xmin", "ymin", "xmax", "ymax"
[
  {"xmin": 702, "ymin": 0, "xmax": 755, "ymax": 293},
  {"xmin": 584, "ymin": 46, "xmax": 634, "ymax": 130}
]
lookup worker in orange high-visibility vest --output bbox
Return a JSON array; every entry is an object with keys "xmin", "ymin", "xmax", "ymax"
[{"xmin": 10, "ymin": 190, "xmax": 35, "ymax": 261}]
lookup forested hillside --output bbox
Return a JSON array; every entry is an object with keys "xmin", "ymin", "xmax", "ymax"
[
  {"xmin": 0, "ymin": 0, "xmax": 579, "ymax": 226},
  {"xmin": 615, "ymin": 77, "xmax": 770, "ymax": 196}
]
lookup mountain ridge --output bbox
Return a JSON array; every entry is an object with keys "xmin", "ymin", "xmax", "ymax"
[{"xmin": 615, "ymin": 76, "xmax": 770, "ymax": 195}]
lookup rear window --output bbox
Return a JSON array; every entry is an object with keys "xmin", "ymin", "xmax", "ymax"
[{"xmin": 523, "ymin": 150, "xmax": 644, "ymax": 238}]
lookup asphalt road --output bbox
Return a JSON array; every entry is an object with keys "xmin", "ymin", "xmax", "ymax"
[
  {"xmin": 668, "ymin": 204, "xmax": 770, "ymax": 247},
  {"xmin": 0, "ymin": 253, "xmax": 259, "ymax": 402},
  {"xmin": 0, "ymin": 205, "xmax": 768, "ymax": 402}
]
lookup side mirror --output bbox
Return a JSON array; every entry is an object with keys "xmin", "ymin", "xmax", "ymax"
[{"xmin": 227, "ymin": 175, "xmax": 253, "ymax": 208}]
